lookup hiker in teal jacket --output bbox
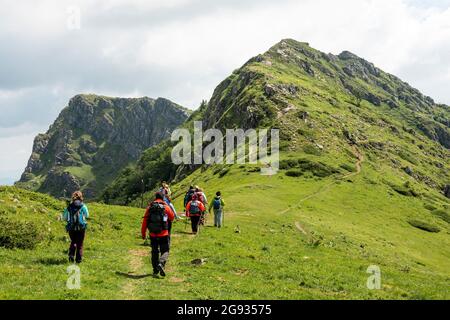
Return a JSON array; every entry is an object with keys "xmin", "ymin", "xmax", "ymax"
[
  {"xmin": 63, "ymin": 191, "xmax": 89, "ymax": 263},
  {"xmin": 209, "ymin": 191, "xmax": 225, "ymax": 228}
]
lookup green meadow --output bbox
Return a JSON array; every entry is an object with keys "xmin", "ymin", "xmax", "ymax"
[{"xmin": 1, "ymin": 151, "xmax": 449, "ymax": 299}]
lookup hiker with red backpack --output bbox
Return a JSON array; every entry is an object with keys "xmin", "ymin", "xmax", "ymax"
[
  {"xmin": 194, "ymin": 186, "xmax": 208, "ymax": 226},
  {"xmin": 141, "ymin": 192, "xmax": 175, "ymax": 277},
  {"xmin": 63, "ymin": 191, "xmax": 89, "ymax": 264},
  {"xmin": 185, "ymin": 194, "xmax": 206, "ymax": 234},
  {"xmin": 195, "ymin": 186, "xmax": 208, "ymax": 206}
]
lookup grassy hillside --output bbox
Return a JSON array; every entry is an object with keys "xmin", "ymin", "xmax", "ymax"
[
  {"xmin": 1, "ymin": 166, "xmax": 449, "ymax": 300},
  {"xmin": 104, "ymin": 39, "xmax": 449, "ymax": 206}
]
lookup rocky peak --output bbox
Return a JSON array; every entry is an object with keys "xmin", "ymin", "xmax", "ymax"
[{"xmin": 16, "ymin": 94, "xmax": 190, "ymax": 199}]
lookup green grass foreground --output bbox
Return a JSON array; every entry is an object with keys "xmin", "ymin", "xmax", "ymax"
[{"xmin": 1, "ymin": 153, "xmax": 449, "ymax": 300}]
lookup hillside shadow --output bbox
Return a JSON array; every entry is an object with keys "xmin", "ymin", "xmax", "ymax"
[{"xmin": 115, "ymin": 271, "xmax": 153, "ymax": 280}]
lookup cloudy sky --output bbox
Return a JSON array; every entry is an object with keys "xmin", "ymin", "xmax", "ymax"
[{"xmin": 1, "ymin": 0, "xmax": 449, "ymax": 185}]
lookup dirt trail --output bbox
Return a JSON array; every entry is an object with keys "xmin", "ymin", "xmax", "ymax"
[
  {"xmin": 120, "ymin": 248, "xmax": 148, "ymax": 299},
  {"xmin": 281, "ymin": 145, "xmax": 364, "ymax": 215}
]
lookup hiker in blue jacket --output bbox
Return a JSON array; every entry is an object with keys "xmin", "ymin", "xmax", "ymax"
[
  {"xmin": 209, "ymin": 191, "xmax": 225, "ymax": 228},
  {"xmin": 63, "ymin": 191, "xmax": 89, "ymax": 263}
]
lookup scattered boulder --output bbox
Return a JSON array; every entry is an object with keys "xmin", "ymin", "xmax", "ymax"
[
  {"xmin": 343, "ymin": 129, "xmax": 357, "ymax": 144},
  {"xmin": 404, "ymin": 167, "xmax": 414, "ymax": 176},
  {"xmin": 298, "ymin": 111, "xmax": 309, "ymax": 122},
  {"xmin": 444, "ymin": 185, "xmax": 450, "ymax": 199},
  {"xmin": 191, "ymin": 258, "xmax": 207, "ymax": 266}
]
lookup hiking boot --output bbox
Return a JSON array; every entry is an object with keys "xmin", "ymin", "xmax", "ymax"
[
  {"xmin": 68, "ymin": 256, "xmax": 74, "ymax": 263},
  {"xmin": 75, "ymin": 258, "xmax": 82, "ymax": 264},
  {"xmin": 157, "ymin": 263, "xmax": 166, "ymax": 277},
  {"xmin": 153, "ymin": 269, "xmax": 159, "ymax": 276}
]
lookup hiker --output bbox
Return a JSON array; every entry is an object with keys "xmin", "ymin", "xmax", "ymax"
[
  {"xmin": 63, "ymin": 191, "xmax": 89, "ymax": 264},
  {"xmin": 209, "ymin": 191, "xmax": 225, "ymax": 228},
  {"xmin": 159, "ymin": 182, "xmax": 179, "ymax": 220},
  {"xmin": 195, "ymin": 186, "xmax": 208, "ymax": 206},
  {"xmin": 195, "ymin": 187, "xmax": 208, "ymax": 226},
  {"xmin": 185, "ymin": 194, "xmax": 206, "ymax": 234},
  {"xmin": 183, "ymin": 185, "xmax": 196, "ymax": 208},
  {"xmin": 141, "ymin": 192, "xmax": 175, "ymax": 277}
]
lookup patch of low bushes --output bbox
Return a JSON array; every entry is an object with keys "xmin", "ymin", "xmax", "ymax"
[
  {"xmin": 423, "ymin": 204, "xmax": 437, "ymax": 211},
  {"xmin": 387, "ymin": 181, "xmax": 419, "ymax": 197},
  {"xmin": 407, "ymin": 219, "xmax": 440, "ymax": 233},
  {"xmin": 286, "ymin": 170, "xmax": 303, "ymax": 177},
  {"xmin": 280, "ymin": 158, "xmax": 339, "ymax": 178},
  {"xmin": 0, "ymin": 216, "xmax": 45, "ymax": 249},
  {"xmin": 431, "ymin": 209, "xmax": 450, "ymax": 224}
]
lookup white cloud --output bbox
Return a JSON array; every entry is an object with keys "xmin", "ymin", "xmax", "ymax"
[
  {"xmin": 0, "ymin": 0, "xmax": 449, "ymax": 183},
  {"xmin": 0, "ymin": 132, "xmax": 39, "ymax": 185}
]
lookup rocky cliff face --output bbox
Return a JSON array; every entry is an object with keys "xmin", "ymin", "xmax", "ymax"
[{"xmin": 16, "ymin": 94, "xmax": 190, "ymax": 198}]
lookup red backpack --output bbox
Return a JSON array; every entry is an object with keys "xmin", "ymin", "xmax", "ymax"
[{"xmin": 195, "ymin": 192, "xmax": 205, "ymax": 204}]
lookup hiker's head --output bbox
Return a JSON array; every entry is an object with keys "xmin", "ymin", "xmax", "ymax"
[
  {"xmin": 154, "ymin": 192, "xmax": 164, "ymax": 200},
  {"xmin": 71, "ymin": 191, "xmax": 83, "ymax": 202},
  {"xmin": 216, "ymin": 191, "xmax": 221, "ymax": 197},
  {"xmin": 195, "ymin": 185, "xmax": 199, "ymax": 191},
  {"xmin": 189, "ymin": 185, "xmax": 194, "ymax": 190},
  {"xmin": 161, "ymin": 181, "xmax": 168, "ymax": 188}
]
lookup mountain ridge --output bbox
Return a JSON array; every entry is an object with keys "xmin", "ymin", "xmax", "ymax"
[
  {"xmin": 103, "ymin": 38, "xmax": 449, "ymax": 205},
  {"xmin": 16, "ymin": 93, "xmax": 190, "ymax": 198}
]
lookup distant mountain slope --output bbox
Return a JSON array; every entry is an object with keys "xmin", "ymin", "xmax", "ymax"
[
  {"xmin": 16, "ymin": 94, "xmax": 190, "ymax": 198},
  {"xmin": 104, "ymin": 39, "xmax": 449, "ymax": 204}
]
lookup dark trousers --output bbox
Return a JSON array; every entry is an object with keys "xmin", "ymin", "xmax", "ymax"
[
  {"xmin": 150, "ymin": 236, "xmax": 170, "ymax": 271},
  {"xmin": 68, "ymin": 230, "xmax": 86, "ymax": 262},
  {"xmin": 190, "ymin": 215, "xmax": 201, "ymax": 233}
]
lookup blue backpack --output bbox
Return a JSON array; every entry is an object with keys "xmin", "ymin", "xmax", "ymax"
[
  {"xmin": 66, "ymin": 204, "xmax": 86, "ymax": 231},
  {"xmin": 189, "ymin": 200, "xmax": 201, "ymax": 214},
  {"xmin": 213, "ymin": 198, "xmax": 222, "ymax": 210}
]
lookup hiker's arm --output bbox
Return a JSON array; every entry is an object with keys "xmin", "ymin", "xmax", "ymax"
[
  {"xmin": 62, "ymin": 208, "xmax": 69, "ymax": 222},
  {"xmin": 166, "ymin": 205, "xmax": 175, "ymax": 222},
  {"xmin": 199, "ymin": 202, "xmax": 206, "ymax": 212},
  {"xmin": 221, "ymin": 199, "xmax": 225, "ymax": 207},
  {"xmin": 84, "ymin": 206, "xmax": 89, "ymax": 219},
  {"xmin": 141, "ymin": 209, "xmax": 149, "ymax": 239}
]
